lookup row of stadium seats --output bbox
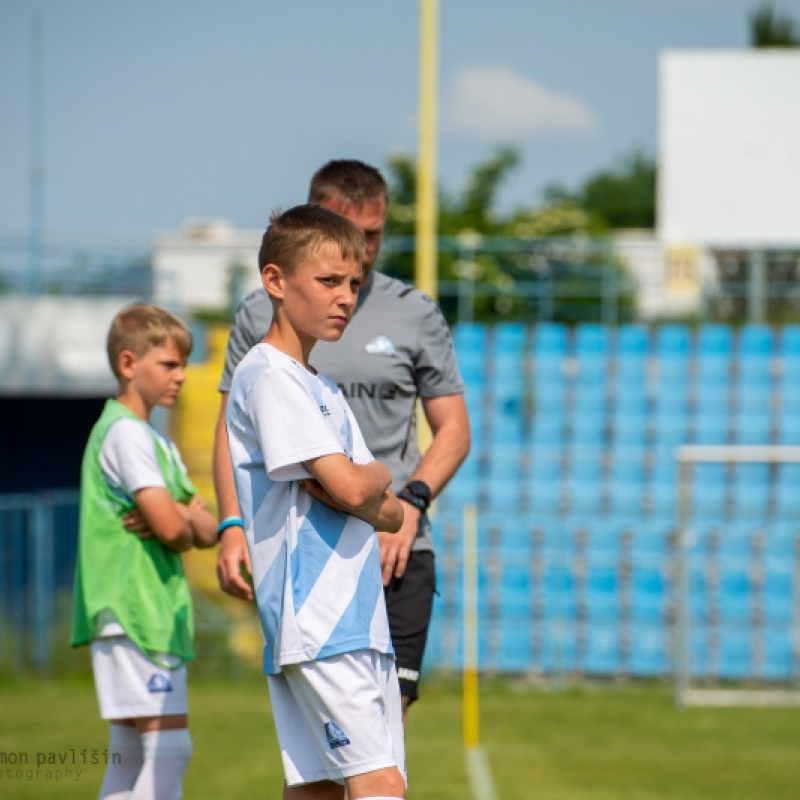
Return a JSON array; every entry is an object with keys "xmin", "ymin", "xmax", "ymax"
[
  {"xmin": 429, "ymin": 512, "xmax": 798, "ymax": 678},
  {"xmin": 428, "ymin": 323, "xmax": 800, "ymax": 679},
  {"xmin": 427, "ymin": 618, "xmax": 793, "ymax": 679}
]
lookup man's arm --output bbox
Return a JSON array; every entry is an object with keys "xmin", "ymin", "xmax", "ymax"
[
  {"xmin": 213, "ymin": 392, "xmax": 253, "ymax": 601},
  {"xmin": 377, "ymin": 392, "xmax": 470, "ymax": 584}
]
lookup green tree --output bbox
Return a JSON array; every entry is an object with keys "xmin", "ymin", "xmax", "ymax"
[
  {"xmin": 750, "ymin": 2, "xmax": 800, "ymax": 47},
  {"xmin": 545, "ymin": 149, "xmax": 656, "ymax": 230},
  {"xmin": 381, "ymin": 146, "xmax": 636, "ymax": 325}
]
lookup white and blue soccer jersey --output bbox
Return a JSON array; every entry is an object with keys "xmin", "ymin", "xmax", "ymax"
[{"xmin": 226, "ymin": 343, "xmax": 394, "ymax": 674}]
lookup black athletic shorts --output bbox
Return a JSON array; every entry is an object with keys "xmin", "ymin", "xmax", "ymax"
[{"xmin": 384, "ymin": 549, "xmax": 436, "ymax": 704}]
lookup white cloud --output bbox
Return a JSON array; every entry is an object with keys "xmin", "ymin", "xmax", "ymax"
[{"xmin": 441, "ymin": 65, "xmax": 600, "ymax": 142}]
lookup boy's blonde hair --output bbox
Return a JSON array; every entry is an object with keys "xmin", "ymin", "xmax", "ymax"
[
  {"xmin": 257, "ymin": 204, "xmax": 365, "ymax": 276},
  {"xmin": 107, "ymin": 303, "xmax": 192, "ymax": 379}
]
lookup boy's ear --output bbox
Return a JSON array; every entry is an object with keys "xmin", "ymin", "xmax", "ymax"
[
  {"xmin": 117, "ymin": 349, "xmax": 137, "ymax": 379},
  {"xmin": 261, "ymin": 263, "xmax": 284, "ymax": 300}
]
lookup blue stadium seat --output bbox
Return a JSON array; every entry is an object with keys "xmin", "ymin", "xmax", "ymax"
[
  {"xmin": 628, "ymin": 626, "xmax": 669, "ymax": 676},
  {"xmin": 736, "ymin": 381, "xmax": 771, "ymax": 412},
  {"xmin": 776, "ymin": 408, "xmax": 800, "ymax": 445},
  {"xmin": 630, "ymin": 555, "xmax": 669, "ymax": 622},
  {"xmin": 656, "ymin": 324, "xmax": 691, "ymax": 357},
  {"xmin": 457, "ymin": 350, "xmax": 486, "ymax": 386},
  {"xmin": 631, "ymin": 519, "xmax": 673, "ymax": 558},
  {"xmin": 495, "ymin": 620, "xmax": 535, "ymax": 673},
  {"xmin": 689, "ymin": 629, "xmax": 710, "ymax": 678},
  {"xmin": 490, "ymin": 324, "xmax": 527, "ymax": 390},
  {"xmin": 453, "ymin": 322, "xmax": 487, "ymax": 355},
  {"xmin": 762, "ymin": 557, "xmax": 794, "ymax": 624},
  {"xmin": 570, "ymin": 411, "xmax": 606, "ymax": 448},
  {"xmin": 575, "ymin": 322, "xmax": 609, "ymax": 356},
  {"xmin": 696, "ymin": 325, "xmax": 733, "ymax": 383},
  {"xmin": 652, "ymin": 412, "xmax": 689, "ymax": 457},
  {"xmin": 438, "ymin": 454, "xmax": 480, "ymax": 513},
  {"xmin": 694, "ymin": 381, "xmax": 731, "ymax": 416},
  {"xmin": 717, "ymin": 556, "xmax": 753, "ymax": 622},
  {"xmin": 729, "ymin": 464, "xmax": 771, "ymax": 518},
  {"xmin": 617, "ymin": 323, "xmax": 650, "ymax": 356},
  {"xmin": 733, "ymin": 410, "xmax": 771, "ymax": 446},
  {"xmin": 584, "ymin": 557, "xmax": 620, "ymax": 620},
  {"xmin": 698, "ymin": 324, "xmax": 733, "ymax": 357},
  {"xmin": 533, "ymin": 370, "xmax": 566, "ymax": 413},
  {"xmin": 584, "ymin": 627, "xmax": 621, "ymax": 675},
  {"xmin": 693, "ymin": 412, "xmax": 729, "ymax": 445},
  {"xmin": 483, "ymin": 448, "xmax": 524, "ymax": 511},
  {"xmin": 533, "ymin": 323, "xmax": 568, "ymax": 355},
  {"xmin": 542, "ymin": 620, "xmax": 577, "ymax": 673},
  {"xmin": 739, "ymin": 324, "xmax": 774, "ymax": 357},
  {"xmin": 585, "ymin": 518, "xmax": 626, "ymax": 555},
  {"xmin": 497, "ymin": 554, "xmax": 534, "ymax": 615},
  {"xmin": 615, "ymin": 325, "xmax": 648, "ymax": 385},
  {"xmin": 774, "ymin": 465, "xmax": 800, "ymax": 519},
  {"xmin": 527, "ymin": 475, "xmax": 562, "ymax": 516},
  {"xmin": 762, "ymin": 631, "xmax": 794, "ymax": 680},
  {"xmin": 542, "ymin": 560, "xmax": 577, "ymax": 621},
  {"xmin": 717, "ymin": 626, "xmax": 752, "ymax": 680},
  {"xmin": 530, "ymin": 413, "xmax": 565, "ymax": 449}
]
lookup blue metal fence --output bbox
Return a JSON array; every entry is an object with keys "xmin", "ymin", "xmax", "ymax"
[{"xmin": 0, "ymin": 490, "xmax": 79, "ymax": 673}]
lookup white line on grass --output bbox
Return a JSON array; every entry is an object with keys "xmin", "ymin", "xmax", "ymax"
[{"xmin": 465, "ymin": 744, "xmax": 499, "ymax": 800}]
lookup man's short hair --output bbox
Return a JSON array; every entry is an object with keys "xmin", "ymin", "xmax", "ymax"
[
  {"xmin": 107, "ymin": 303, "xmax": 192, "ymax": 379},
  {"xmin": 258, "ymin": 204, "xmax": 366, "ymax": 275},
  {"xmin": 308, "ymin": 160, "xmax": 388, "ymax": 208}
]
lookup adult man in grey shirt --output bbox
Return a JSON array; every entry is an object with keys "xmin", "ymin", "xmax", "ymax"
[{"xmin": 214, "ymin": 159, "xmax": 470, "ymax": 721}]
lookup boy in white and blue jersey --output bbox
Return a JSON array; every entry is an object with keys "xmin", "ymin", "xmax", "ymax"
[{"xmin": 226, "ymin": 205, "xmax": 406, "ymax": 800}]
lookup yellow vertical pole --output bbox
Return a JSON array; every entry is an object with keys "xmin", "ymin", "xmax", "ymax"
[
  {"xmin": 463, "ymin": 503, "xmax": 479, "ymax": 748},
  {"xmin": 416, "ymin": 0, "xmax": 438, "ymax": 454},
  {"xmin": 416, "ymin": 0, "xmax": 438, "ymax": 302}
]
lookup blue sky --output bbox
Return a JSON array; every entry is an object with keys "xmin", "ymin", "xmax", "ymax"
[{"xmin": 1, "ymin": 0, "xmax": 796, "ymax": 249}]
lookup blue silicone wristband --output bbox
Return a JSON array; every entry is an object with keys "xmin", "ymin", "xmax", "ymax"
[{"xmin": 217, "ymin": 516, "xmax": 244, "ymax": 540}]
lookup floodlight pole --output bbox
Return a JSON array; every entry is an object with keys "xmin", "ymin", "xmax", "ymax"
[
  {"xmin": 416, "ymin": 0, "xmax": 438, "ymax": 302},
  {"xmin": 29, "ymin": 14, "xmax": 45, "ymax": 291}
]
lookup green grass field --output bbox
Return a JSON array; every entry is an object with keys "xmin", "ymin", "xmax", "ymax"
[{"xmin": 1, "ymin": 670, "xmax": 798, "ymax": 799}]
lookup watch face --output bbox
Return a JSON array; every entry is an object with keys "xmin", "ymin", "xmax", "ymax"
[{"xmin": 407, "ymin": 480, "xmax": 431, "ymax": 501}]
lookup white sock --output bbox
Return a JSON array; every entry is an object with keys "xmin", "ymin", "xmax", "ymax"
[
  {"xmin": 130, "ymin": 729, "xmax": 192, "ymax": 800},
  {"xmin": 98, "ymin": 724, "xmax": 144, "ymax": 799}
]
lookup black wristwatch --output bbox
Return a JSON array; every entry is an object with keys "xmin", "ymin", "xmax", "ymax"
[{"xmin": 398, "ymin": 480, "xmax": 432, "ymax": 513}]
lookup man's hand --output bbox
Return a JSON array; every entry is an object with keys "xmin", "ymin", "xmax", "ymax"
[
  {"xmin": 377, "ymin": 502, "xmax": 420, "ymax": 586},
  {"xmin": 216, "ymin": 526, "xmax": 254, "ymax": 602}
]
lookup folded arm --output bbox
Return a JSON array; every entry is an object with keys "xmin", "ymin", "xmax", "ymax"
[{"xmin": 303, "ymin": 453, "xmax": 404, "ymax": 533}]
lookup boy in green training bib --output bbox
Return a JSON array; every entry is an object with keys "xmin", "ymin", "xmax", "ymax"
[{"xmin": 71, "ymin": 302, "xmax": 217, "ymax": 800}]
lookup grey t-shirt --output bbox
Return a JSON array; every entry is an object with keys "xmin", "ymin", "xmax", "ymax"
[{"xmin": 219, "ymin": 271, "xmax": 465, "ymax": 552}]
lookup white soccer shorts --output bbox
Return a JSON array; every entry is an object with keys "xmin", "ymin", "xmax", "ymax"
[
  {"xmin": 267, "ymin": 649, "xmax": 406, "ymax": 787},
  {"xmin": 90, "ymin": 636, "xmax": 188, "ymax": 720}
]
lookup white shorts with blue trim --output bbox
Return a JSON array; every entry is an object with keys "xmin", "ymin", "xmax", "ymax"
[
  {"xmin": 268, "ymin": 649, "xmax": 406, "ymax": 787},
  {"xmin": 90, "ymin": 636, "xmax": 188, "ymax": 720}
]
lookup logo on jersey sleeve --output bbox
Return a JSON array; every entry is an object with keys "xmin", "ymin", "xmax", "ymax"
[
  {"xmin": 365, "ymin": 335, "xmax": 396, "ymax": 356},
  {"xmin": 146, "ymin": 673, "xmax": 173, "ymax": 693},
  {"xmin": 324, "ymin": 720, "xmax": 351, "ymax": 749}
]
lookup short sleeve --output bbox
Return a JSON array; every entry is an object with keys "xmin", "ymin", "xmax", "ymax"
[
  {"xmin": 414, "ymin": 296, "xmax": 465, "ymax": 398},
  {"xmin": 99, "ymin": 419, "xmax": 167, "ymax": 496},
  {"xmin": 249, "ymin": 365, "xmax": 346, "ymax": 481},
  {"xmin": 218, "ymin": 290, "xmax": 274, "ymax": 393}
]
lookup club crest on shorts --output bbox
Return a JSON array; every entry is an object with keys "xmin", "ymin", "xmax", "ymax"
[
  {"xmin": 324, "ymin": 720, "xmax": 351, "ymax": 749},
  {"xmin": 146, "ymin": 673, "xmax": 173, "ymax": 693},
  {"xmin": 365, "ymin": 335, "xmax": 396, "ymax": 356}
]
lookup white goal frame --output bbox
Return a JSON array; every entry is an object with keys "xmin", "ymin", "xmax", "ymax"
[{"xmin": 674, "ymin": 445, "xmax": 800, "ymax": 707}]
